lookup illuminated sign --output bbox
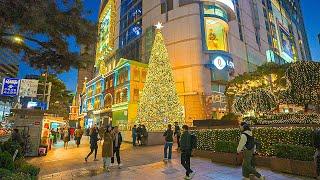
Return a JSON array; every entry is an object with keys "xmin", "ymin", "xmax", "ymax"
[
  {"xmin": 212, "ymin": 56, "xmax": 234, "ymax": 70},
  {"xmin": 27, "ymin": 102, "xmax": 38, "ymax": 108},
  {"xmin": 1, "ymin": 78, "xmax": 20, "ymax": 97}
]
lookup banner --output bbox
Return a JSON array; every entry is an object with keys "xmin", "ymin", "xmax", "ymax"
[
  {"xmin": 1, "ymin": 78, "xmax": 20, "ymax": 96},
  {"xmin": 19, "ymin": 79, "xmax": 39, "ymax": 97}
]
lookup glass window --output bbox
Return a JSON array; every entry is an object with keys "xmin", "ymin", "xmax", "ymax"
[
  {"xmin": 133, "ymin": 89, "xmax": 139, "ymax": 102},
  {"xmin": 204, "ymin": 5, "xmax": 228, "ymax": 21},
  {"xmin": 161, "ymin": 0, "xmax": 173, "ymax": 14},
  {"xmin": 119, "ymin": 1, "xmax": 142, "ymax": 48},
  {"xmin": 141, "ymin": 70, "xmax": 147, "ymax": 82},
  {"xmin": 133, "ymin": 68, "xmax": 140, "ymax": 81}
]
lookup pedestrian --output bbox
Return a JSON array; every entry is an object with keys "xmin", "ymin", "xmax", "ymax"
[
  {"xmin": 56, "ymin": 128, "xmax": 60, "ymax": 142},
  {"xmin": 60, "ymin": 128, "xmax": 64, "ymax": 140},
  {"xmin": 180, "ymin": 125, "xmax": 195, "ymax": 179},
  {"xmin": 141, "ymin": 125, "xmax": 148, "ymax": 146},
  {"xmin": 75, "ymin": 126, "xmax": 84, "ymax": 148},
  {"xmin": 86, "ymin": 127, "xmax": 90, "ymax": 136},
  {"xmin": 102, "ymin": 126, "xmax": 114, "ymax": 172},
  {"xmin": 111, "ymin": 126, "xmax": 123, "ymax": 168},
  {"xmin": 63, "ymin": 127, "xmax": 70, "ymax": 149},
  {"xmin": 313, "ymin": 129, "xmax": 320, "ymax": 180},
  {"xmin": 237, "ymin": 122, "xmax": 265, "ymax": 180},
  {"xmin": 132, "ymin": 125, "xmax": 137, "ymax": 146},
  {"xmin": 174, "ymin": 122, "xmax": 181, "ymax": 151},
  {"xmin": 163, "ymin": 124, "xmax": 174, "ymax": 162},
  {"xmin": 137, "ymin": 124, "xmax": 142, "ymax": 146},
  {"xmin": 85, "ymin": 126, "xmax": 99, "ymax": 162}
]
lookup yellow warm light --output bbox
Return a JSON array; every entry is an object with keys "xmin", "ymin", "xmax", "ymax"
[{"xmin": 13, "ymin": 36, "xmax": 23, "ymax": 44}]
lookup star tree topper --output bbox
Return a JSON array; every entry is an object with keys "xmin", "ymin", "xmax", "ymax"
[{"xmin": 155, "ymin": 22, "xmax": 164, "ymax": 30}]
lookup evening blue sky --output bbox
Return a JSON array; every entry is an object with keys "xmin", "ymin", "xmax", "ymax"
[{"xmin": 18, "ymin": 0, "xmax": 320, "ymax": 93}]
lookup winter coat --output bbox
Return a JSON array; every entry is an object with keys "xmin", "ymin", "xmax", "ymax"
[
  {"xmin": 90, "ymin": 129, "xmax": 99, "ymax": 149},
  {"xmin": 75, "ymin": 129, "xmax": 83, "ymax": 138},
  {"xmin": 180, "ymin": 131, "xmax": 191, "ymax": 151},
  {"xmin": 102, "ymin": 132, "xmax": 114, "ymax": 158},
  {"xmin": 163, "ymin": 129, "xmax": 174, "ymax": 142},
  {"xmin": 113, "ymin": 132, "xmax": 123, "ymax": 149}
]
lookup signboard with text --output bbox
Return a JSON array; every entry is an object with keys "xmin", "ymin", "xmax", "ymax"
[{"xmin": 1, "ymin": 78, "xmax": 20, "ymax": 97}]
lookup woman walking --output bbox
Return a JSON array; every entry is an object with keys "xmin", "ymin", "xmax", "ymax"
[
  {"xmin": 75, "ymin": 126, "xmax": 84, "ymax": 148},
  {"xmin": 237, "ymin": 122, "xmax": 265, "ymax": 180},
  {"xmin": 85, "ymin": 126, "xmax": 99, "ymax": 162},
  {"xmin": 63, "ymin": 127, "xmax": 70, "ymax": 149},
  {"xmin": 102, "ymin": 126, "xmax": 114, "ymax": 172}
]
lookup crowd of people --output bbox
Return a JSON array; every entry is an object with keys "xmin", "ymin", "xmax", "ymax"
[{"xmin": 80, "ymin": 122, "xmax": 266, "ymax": 180}]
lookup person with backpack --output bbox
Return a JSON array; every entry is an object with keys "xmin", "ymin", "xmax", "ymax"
[
  {"xmin": 313, "ymin": 129, "xmax": 320, "ymax": 179},
  {"xmin": 180, "ymin": 125, "xmax": 195, "ymax": 179},
  {"xmin": 237, "ymin": 122, "xmax": 265, "ymax": 180},
  {"xmin": 163, "ymin": 124, "xmax": 174, "ymax": 162}
]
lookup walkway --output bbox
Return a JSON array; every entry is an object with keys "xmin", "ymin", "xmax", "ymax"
[{"xmin": 27, "ymin": 137, "xmax": 312, "ymax": 180}]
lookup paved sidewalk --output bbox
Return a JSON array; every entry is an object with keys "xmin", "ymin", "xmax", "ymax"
[{"xmin": 27, "ymin": 137, "xmax": 313, "ymax": 180}]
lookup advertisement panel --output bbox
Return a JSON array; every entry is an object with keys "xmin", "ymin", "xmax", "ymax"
[
  {"xmin": 204, "ymin": 17, "xmax": 229, "ymax": 51},
  {"xmin": 1, "ymin": 78, "xmax": 20, "ymax": 97},
  {"xmin": 19, "ymin": 79, "xmax": 39, "ymax": 97},
  {"xmin": 279, "ymin": 26, "xmax": 293, "ymax": 59}
]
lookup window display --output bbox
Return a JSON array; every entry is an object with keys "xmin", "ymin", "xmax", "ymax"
[{"xmin": 204, "ymin": 17, "xmax": 229, "ymax": 51}]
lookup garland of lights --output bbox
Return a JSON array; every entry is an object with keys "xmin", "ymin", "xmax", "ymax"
[
  {"xmin": 281, "ymin": 61, "xmax": 320, "ymax": 105},
  {"xmin": 135, "ymin": 29, "xmax": 184, "ymax": 132},
  {"xmin": 244, "ymin": 113, "xmax": 320, "ymax": 125},
  {"xmin": 234, "ymin": 89, "xmax": 277, "ymax": 114}
]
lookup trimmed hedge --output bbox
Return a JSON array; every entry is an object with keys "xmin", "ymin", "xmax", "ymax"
[
  {"xmin": 273, "ymin": 144, "xmax": 315, "ymax": 161},
  {"xmin": 193, "ymin": 127, "xmax": 315, "ymax": 157},
  {"xmin": 215, "ymin": 141, "xmax": 238, "ymax": 153},
  {"xmin": 0, "ymin": 151, "xmax": 14, "ymax": 170}
]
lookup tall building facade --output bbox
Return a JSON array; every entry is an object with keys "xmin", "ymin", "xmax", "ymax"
[
  {"xmin": 0, "ymin": 48, "xmax": 20, "ymax": 121},
  {"xmin": 0, "ymin": 48, "xmax": 19, "ymax": 80},
  {"xmin": 89, "ymin": 0, "xmax": 310, "ymax": 127}
]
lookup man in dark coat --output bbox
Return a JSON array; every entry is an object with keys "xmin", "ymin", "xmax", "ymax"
[{"xmin": 112, "ymin": 126, "xmax": 123, "ymax": 168}]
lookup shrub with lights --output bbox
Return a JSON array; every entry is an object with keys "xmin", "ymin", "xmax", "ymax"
[
  {"xmin": 193, "ymin": 127, "xmax": 315, "ymax": 160},
  {"xmin": 234, "ymin": 89, "xmax": 277, "ymax": 115}
]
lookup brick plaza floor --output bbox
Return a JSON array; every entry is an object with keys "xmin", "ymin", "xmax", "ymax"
[{"xmin": 27, "ymin": 136, "xmax": 313, "ymax": 180}]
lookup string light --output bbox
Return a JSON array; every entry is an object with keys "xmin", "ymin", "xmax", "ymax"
[{"xmin": 234, "ymin": 89, "xmax": 277, "ymax": 114}]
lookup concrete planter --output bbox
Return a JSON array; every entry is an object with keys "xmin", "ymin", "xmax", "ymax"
[
  {"xmin": 193, "ymin": 150, "xmax": 242, "ymax": 166},
  {"xmin": 270, "ymin": 157, "xmax": 317, "ymax": 178},
  {"xmin": 211, "ymin": 152, "xmax": 243, "ymax": 166},
  {"xmin": 193, "ymin": 150, "xmax": 317, "ymax": 178}
]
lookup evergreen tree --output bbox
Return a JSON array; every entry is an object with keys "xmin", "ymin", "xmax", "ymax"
[{"xmin": 136, "ymin": 28, "xmax": 183, "ymax": 132}]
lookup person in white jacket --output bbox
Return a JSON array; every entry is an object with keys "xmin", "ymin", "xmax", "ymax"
[{"xmin": 237, "ymin": 122, "xmax": 265, "ymax": 180}]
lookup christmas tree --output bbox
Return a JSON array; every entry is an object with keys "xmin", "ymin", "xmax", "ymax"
[{"xmin": 136, "ymin": 24, "xmax": 184, "ymax": 132}]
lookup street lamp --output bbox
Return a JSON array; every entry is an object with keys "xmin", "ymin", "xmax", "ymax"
[{"xmin": 12, "ymin": 35, "xmax": 24, "ymax": 44}]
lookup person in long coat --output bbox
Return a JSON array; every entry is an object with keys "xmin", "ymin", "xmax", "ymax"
[
  {"xmin": 102, "ymin": 126, "xmax": 114, "ymax": 171},
  {"xmin": 85, "ymin": 127, "xmax": 99, "ymax": 162}
]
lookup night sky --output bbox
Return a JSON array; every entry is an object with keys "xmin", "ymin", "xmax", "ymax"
[{"xmin": 18, "ymin": 0, "xmax": 320, "ymax": 93}]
